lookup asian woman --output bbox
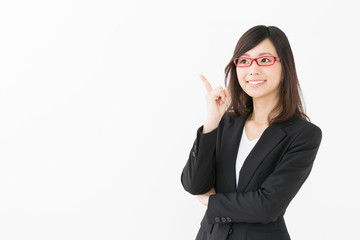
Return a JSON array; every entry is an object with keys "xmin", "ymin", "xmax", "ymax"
[{"xmin": 181, "ymin": 25, "xmax": 322, "ymax": 240}]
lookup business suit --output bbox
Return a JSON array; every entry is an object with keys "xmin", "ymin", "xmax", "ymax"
[{"xmin": 181, "ymin": 113, "xmax": 322, "ymax": 240}]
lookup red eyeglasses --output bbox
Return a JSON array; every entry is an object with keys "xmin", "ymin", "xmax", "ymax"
[{"xmin": 234, "ymin": 56, "xmax": 281, "ymax": 67}]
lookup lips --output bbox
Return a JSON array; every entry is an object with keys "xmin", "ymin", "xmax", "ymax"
[{"xmin": 247, "ymin": 80, "xmax": 266, "ymax": 86}]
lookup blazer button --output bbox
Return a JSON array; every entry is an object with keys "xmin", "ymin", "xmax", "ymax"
[
  {"xmin": 215, "ymin": 217, "xmax": 220, "ymax": 223},
  {"xmin": 192, "ymin": 151, "xmax": 196, "ymax": 157},
  {"xmin": 227, "ymin": 217, "xmax": 232, "ymax": 223},
  {"xmin": 221, "ymin": 217, "xmax": 226, "ymax": 223}
]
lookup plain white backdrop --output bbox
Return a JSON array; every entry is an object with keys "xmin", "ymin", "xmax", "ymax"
[{"xmin": 0, "ymin": 0, "xmax": 359, "ymax": 239}]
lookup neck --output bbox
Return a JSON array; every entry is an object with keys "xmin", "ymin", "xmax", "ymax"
[{"xmin": 250, "ymin": 95, "xmax": 279, "ymax": 125}]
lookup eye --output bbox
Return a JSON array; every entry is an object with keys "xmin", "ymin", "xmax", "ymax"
[
  {"xmin": 238, "ymin": 58, "xmax": 249, "ymax": 64},
  {"xmin": 257, "ymin": 57, "xmax": 276, "ymax": 66},
  {"xmin": 260, "ymin": 57, "xmax": 271, "ymax": 62}
]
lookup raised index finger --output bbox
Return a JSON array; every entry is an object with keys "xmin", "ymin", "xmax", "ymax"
[{"xmin": 199, "ymin": 74, "xmax": 213, "ymax": 93}]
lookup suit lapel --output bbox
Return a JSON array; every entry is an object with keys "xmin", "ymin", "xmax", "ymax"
[
  {"xmin": 237, "ymin": 124, "xmax": 286, "ymax": 192},
  {"xmin": 221, "ymin": 115, "xmax": 246, "ymax": 192}
]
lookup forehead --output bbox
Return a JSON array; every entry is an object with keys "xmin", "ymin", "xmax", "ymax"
[{"xmin": 242, "ymin": 38, "xmax": 278, "ymax": 57}]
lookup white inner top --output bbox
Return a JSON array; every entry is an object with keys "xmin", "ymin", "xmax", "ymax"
[{"xmin": 235, "ymin": 127, "xmax": 260, "ymax": 188}]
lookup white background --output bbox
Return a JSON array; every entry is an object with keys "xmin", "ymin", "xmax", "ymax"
[{"xmin": 0, "ymin": 0, "xmax": 359, "ymax": 239}]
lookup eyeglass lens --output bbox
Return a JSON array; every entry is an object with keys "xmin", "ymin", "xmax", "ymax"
[{"xmin": 236, "ymin": 57, "xmax": 275, "ymax": 66}]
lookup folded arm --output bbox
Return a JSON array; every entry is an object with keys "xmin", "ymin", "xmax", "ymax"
[
  {"xmin": 207, "ymin": 125, "xmax": 322, "ymax": 224},
  {"xmin": 181, "ymin": 124, "xmax": 219, "ymax": 195}
]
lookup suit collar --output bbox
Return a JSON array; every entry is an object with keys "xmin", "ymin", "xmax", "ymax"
[
  {"xmin": 221, "ymin": 115, "xmax": 246, "ymax": 191},
  {"xmin": 236, "ymin": 122, "xmax": 286, "ymax": 192},
  {"xmin": 226, "ymin": 114, "xmax": 291, "ymax": 192}
]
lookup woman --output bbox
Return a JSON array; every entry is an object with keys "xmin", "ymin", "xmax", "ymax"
[{"xmin": 181, "ymin": 25, "xmax": 322, "ymax": 240}]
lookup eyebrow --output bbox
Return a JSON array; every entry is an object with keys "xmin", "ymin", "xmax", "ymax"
[{"xmin": 242, "ymin": 52, "xmax": 275, "ymax": 57}]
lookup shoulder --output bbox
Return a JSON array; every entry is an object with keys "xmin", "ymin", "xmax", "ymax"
[
  {"xmin": 280, "ymin": 115, "xmax": 322, "ymax": 147},
  {"xmin": 220, "ymin": 112, "xmax": 246, "ymax": 126},
  {"xmin": 286, "ymin": 116, "xmax": 321, "ymax": 135}
]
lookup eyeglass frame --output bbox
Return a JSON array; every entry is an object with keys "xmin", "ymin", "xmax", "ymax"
[{"xmin": 233, "ymin": 56, "xmax": 281, "ymax": 68}]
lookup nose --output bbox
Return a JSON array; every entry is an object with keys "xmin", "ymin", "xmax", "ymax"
[{"xmin": 248, "ymin": 60, "xmax": 261, "ymax": 75}]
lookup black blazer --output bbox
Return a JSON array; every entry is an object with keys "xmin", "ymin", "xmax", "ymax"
[{"xmin": 181, "ymin": 114, "xmax": 322, "ymax": 240}]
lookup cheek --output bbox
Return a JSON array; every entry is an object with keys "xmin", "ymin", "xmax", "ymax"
[
  {"xmin": 264, "ymin": 67, "xmax": 282, "ymax": 84},
  {"xmin": 236, "ymin": 69, "xmax": 246, "ymax": 83}
]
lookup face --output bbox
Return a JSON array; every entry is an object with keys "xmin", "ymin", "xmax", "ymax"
[{"xmin": 236, "ymin": 38, "xmax": 282, "ymax": 102}]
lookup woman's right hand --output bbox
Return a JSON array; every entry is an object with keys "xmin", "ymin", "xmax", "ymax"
[
  {"xmin": 196, "ymin": 187, "xmax": 216, "ymax": 206},
  {"xmin": 200, "ymin": 74, "xmax": 231, "ymax": 133}
]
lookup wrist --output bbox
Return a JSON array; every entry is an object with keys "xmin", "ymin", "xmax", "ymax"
[{"xmin": 203, "ymin": 119, "xmax": 220, "ymax": 134}]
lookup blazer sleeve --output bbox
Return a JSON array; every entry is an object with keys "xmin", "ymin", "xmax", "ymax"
[
  {"xmin": 181, "ymin": 123, "xmax": 220, "ymax": 195},
  {"xmin": 206, "ymin": 124, "xmax": 322, "ymax": 224}
]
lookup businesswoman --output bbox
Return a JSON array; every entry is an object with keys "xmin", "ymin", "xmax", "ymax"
[{"xmin": 181, "ymin": 25, "xmax": 322, "ymax": 240}]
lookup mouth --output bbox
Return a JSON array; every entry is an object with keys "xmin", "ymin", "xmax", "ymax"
[{"xmin": 247, "ymin": 80, "xmax": 266, "ymax": 86}]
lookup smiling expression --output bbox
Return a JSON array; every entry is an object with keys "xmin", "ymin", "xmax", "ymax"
[{"xmin": 236, "ymin": 38, "xmax": 282, "ymax": 101}]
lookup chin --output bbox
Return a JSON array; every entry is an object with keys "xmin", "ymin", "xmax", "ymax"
[{"xmin": 244, "ymin": 90, "xmax": 264, "ymax": 99}]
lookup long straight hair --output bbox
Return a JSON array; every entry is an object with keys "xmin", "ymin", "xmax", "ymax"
[{"xmin": 224, "ymin": 25, "xmax": 309, "ymax": 124}]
